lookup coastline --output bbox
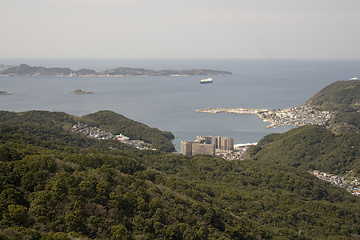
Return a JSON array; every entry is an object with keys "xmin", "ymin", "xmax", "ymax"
[{"xmin": 196, "ymin": 105, "xmax": 334, "ymax": 128}]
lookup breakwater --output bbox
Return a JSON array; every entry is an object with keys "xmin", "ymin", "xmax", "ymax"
[{"xmin": 196, "ymin": 107, "xmax": 268, "ymax": 115}]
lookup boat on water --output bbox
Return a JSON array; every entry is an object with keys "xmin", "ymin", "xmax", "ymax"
[
  {"xmin": 200, "ymin": 78, "xmax": 213, "ymax": 84},
  {"xmin": 350, "ymin": 77, "xmax": 358, "ymax": 80}
]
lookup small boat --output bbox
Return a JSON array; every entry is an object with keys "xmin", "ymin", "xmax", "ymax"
[
  {"xmin": 200, "ymin": 78, "xmax": 213, "ymax": 84},
  {"xmin": 350, "ymin": 77, "xmax": 358, "ymax": 80}
]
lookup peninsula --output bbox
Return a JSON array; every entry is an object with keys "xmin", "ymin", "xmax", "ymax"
[
  {"xmin": 196, "ymin": 105, "xmax": 333, "ymax": 128},
  {"xmin": 0, "ymin": 64, "xmax": 232, "ymax": 77}
]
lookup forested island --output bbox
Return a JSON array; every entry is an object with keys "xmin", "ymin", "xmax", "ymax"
[
  {"xmin": 1, "ymin": 80, "xmax": 360, "ymax": 239},
  {"xmin": 0, "ymin": 64, "xmax": 232, "ymax": 77}
]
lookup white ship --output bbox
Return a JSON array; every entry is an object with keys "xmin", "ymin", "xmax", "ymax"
[{"xmin": 200, "ymin": 78, "xmax": 213, "ymax": 84}]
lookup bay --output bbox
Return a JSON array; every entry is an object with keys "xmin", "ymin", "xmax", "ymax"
[{"xmin": 1, "ymin": 59, "xmax": 359, "ymax": 152}]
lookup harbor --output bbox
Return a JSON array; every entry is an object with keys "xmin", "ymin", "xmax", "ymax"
[{"xmin": 196, "ymin": 105, "xmax": 334, "ymax": 128}]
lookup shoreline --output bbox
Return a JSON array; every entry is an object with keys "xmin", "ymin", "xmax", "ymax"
[{"xmin": 196, "ymin": 105, "xmax": 334, "ymax": 128}]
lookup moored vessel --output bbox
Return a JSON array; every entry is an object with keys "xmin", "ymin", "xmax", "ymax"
[{"xmin": 200, "ymin": 78, "xmax": 213, "ymax": 84}]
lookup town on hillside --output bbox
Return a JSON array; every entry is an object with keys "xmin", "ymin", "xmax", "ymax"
[
  {"xmin": 71, "ymin": 122, "xmax": 152, "ymax": 150},
  {"xmin": 197, "ymin": 105, "xmax": 334, "ymax": 129},
  {"xmin": 310, "ymin": 170, "xmax": 360, "ymax": 197}
]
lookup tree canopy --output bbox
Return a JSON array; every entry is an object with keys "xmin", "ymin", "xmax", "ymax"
[{"xmin": 0, "ymin": 110, "xmax": 360, "ymax": 239}]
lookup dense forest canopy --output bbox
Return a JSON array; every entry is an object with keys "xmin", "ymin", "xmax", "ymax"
[
  {"xmin": 0, "ymin": 110, "xmax": 360, "ymax": 239},
  {"xmin": 250, "ymin": 125, "xmax": 360, "ymax": 176},
  {"xmin": 0, "ymin": 110, "xmax": 175, "ymax": 152}
]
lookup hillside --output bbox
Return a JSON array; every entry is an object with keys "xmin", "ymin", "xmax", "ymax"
[
  {"xmin": 1, "ymin": 111, "xmax": 360, "ymax": 239},
  {"xmin": 306, "ymin": 80, "xmax": 360, "ymax": 132},
  {"xmin": 246, "ymin": 80, "xmax": 360, "ymax": 198},
  {"xmin": 306, "ymin": 80, "xmax": 360, "ymax": 112},
  {"xmin": 250, "ymin": 125, "xmax": 360, "ymax": 176},
  {"xmin": 81, "ymin": 110, "xmax": 175, "ymax": 152},
  {"xmin": 0, "ymin": 110, "xmax": 175, "ymax": 152}
]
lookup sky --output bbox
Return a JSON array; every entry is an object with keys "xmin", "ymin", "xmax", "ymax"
[{"xmin": 1, "ymin": 0, "xmax": 360, "ymax": 59}]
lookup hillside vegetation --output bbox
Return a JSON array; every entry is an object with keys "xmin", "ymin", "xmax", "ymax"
[
  {"xmin": 306, "ymin": 80, "xmax": 360, "ymax": 132},
  {"xmin": 0, "ymin": 110, "xmax": 175, "ymax": 152},
  {"xmin": 1, "ymin": 110, "xmax": 360, "ymax": 239},
  {"xmin": 249, "ymin": 80, "xmax": 360, "ymax": 176},
  {"xmin": 250, "ymin": 125, "xmax": 360, "ymax": 175},
  {"xmin": 81, "ymin": 110, "xmax": 175, "ymax": 152}
]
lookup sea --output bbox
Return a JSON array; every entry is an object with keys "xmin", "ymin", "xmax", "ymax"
[{"xmin": 1, "ymin": 58, "xmax": 359, "ymax": 152}]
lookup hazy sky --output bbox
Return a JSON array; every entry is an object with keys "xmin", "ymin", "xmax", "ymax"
[{"xmin": 2, "ymin": 0, "xmax": 360, "ymax": 59}]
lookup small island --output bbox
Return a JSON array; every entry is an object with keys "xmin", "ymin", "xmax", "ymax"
[
  {"xmin": 72, "ymin": 89, "xmax": 93, "ymax": 94},
  {"xmin": 0, "ymin": 91, "xmax": 11, "ymax": 95}
]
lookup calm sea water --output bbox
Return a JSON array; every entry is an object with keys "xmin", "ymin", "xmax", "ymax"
[{"xmin": 1, "ymin": 59, "xmax": 359, "ymax": 151}]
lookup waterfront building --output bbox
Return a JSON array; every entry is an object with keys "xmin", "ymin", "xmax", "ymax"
[
  {"xmin": 181, "ymin": 136, "xmax": 234, "ymax": 156},
  {"xmin": 195, "ymin": 136, "xmax": 212, "ymax": 144},
  {"xmin": 181, "ymin": 140, "xmax": 215, "ymax": 156},
  {"xmin": 214, "ymin": 136, "xmax": 234, "ymax": 151},
  {"xmin": 181, "ymin": 141, "xmax": 193, "ymax": 156},
  {"xmin": 191, "ymin": 142, "xmax": 215, "ymax": 156}
]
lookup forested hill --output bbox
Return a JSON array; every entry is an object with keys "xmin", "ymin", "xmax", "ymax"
[
  {"xmin": 250, "ymin": 125, "xmax": 360, "ymax": 175},
  {"xmin": 306, "ymin": 80, "xmax": 360, "ymax": 133},
  {"xmin": 0, "ymin": 110, "xmax": 175, "ymax": 152},
  {"xmin": 81, "ymin": 110, "xmax": 175, "ymax": 152},
  {"xmin": 1, "ymin": 110, "xmax": 360, "ymax": 239},
  {"xmin": 306, "ymin": 80, "xmax": 360, "ymax": 112},
  {"xmin": 248, "ymin": 79, "xmax": 360, "ymax": 194}
]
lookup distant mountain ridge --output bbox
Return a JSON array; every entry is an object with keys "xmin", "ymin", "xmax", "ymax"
[{"xmin": 0, "ymin": 64, "xmax": 232, "ymax": 77}]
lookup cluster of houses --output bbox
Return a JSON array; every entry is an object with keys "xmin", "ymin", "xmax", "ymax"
[
  {"xmin": 310, "ymin": 170, "xmax": 360, "ymax": 196},
  {"xmin": 259, "ymin": 105, "xmax": 333, "ymax": 128},
  {"xmin": 71, "ymin": 122, "xmax": 150, "ymax": 150},
  {"xmin": 215, "ymin": 143, "xmax": 256, "ymax": 160}
]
